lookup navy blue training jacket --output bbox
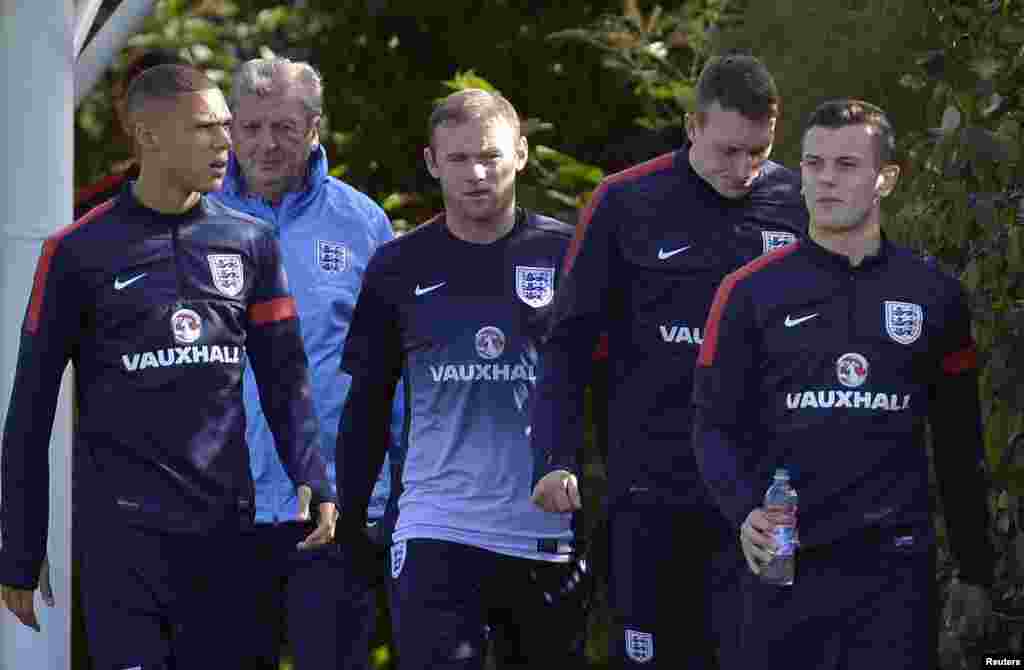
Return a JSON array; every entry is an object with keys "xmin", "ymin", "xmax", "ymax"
[
  {"xmin": 0, "ymin": 185, "xmax": 334, "ymax": 589},
  {"xmin": 693, "ymin": 235, "xmax": 993, "ymax": 585},
  {"xmin": 530, "ymin": 148, "xmax": 807, "ymax": 503}
]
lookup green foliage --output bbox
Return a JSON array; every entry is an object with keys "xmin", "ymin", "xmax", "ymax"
[{"xmin": 889, "ymin": 0, "xmax": 1024, "ymax": 484}]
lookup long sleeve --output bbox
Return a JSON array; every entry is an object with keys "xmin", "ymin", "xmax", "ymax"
[
  {"xmin": 246, "ymin": 232, "xmax": 334, "ymax": 505},
  {"xmin": 0, "ymin": 237, "xmax": 80, "ymax": 588},
  {"xmin": 337, "ymin": 253, "xmax": 403, "ymax": 529},
  {"xmin": 692, "ymin": 271, "xmax": 764, "ymax": 529},
  {"xmin": 928, "ymin": 284, "xmax": 993, "ymax": 587},
  {"xmin": 530, "ymin": 190, "xmax": 615, "ymax": 487}
]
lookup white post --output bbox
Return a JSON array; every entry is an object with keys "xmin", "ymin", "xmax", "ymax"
[
  {"xmin": 74, "ymin": 0, "xmax": 158, "ymax": 106},
  {"xmin": 73, "ymin": 0, "xmax": 105, "ymax": 59},
  {"xmin": 0, "ymin": 2, "xmax": 73, "ymax": 669}
]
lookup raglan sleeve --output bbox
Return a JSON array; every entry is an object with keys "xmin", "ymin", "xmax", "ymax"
[
  {"xmin": 337, "ymin": 250, "xmax": 404, "ymax": 530},
  {"xmin": 692, "ymin": 271, "xmax": 764, "ymax": 529},
  {"xmin": 0, "ymin": 237, "xmax": 81, "ymax": 589},
  {"xmin": 530, "ymin": 187, "xmax": 617, "ymax": 488},
  {"xmin": 928, "ymin": 279, "xmax": 993, "ymax": 588},
  {"xmin": 245, "ymin": 229, "xmax": 334, "ymax": 505}
]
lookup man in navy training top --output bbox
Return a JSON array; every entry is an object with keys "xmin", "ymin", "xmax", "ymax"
[
  {"xmin": 693, "ymin": 99, "xmax": 993, "ymax": 668},
  {"xmin": 211, "ymin": 56, "xmax": 404, "ymax": 670},
  {"xmin": 0, "ymin": 64, "xmax": 337, "ymax": 669},
  {"xmin": 336, "ymin": 88, "xmax": 590, "ymax": 669},
  {"xmin": 529, "ymin": 52, "xmax": 807, "ymax": 667}
]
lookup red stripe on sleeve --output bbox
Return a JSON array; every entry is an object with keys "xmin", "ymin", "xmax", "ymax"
[
  {"xmin": 697, "ymin": 243, "xmax": 800, "ymax": 367},
  {"xmin": 942, "ymin": 342, "xmax": 978, "ymax": 375},
  {"xmin": 249, "ymin": 297, "xmax": 298, "ymax": 326},
  {"xmin": 562, "ymin": 152, "xmax": 676, "ymax": 276},
  {"xmin": 25, "ymin": 198, "xmax": 116, "ymax": 335}
]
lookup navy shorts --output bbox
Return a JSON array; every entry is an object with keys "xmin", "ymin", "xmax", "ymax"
[
  {"xmin": 234, "ymin": 521, "xmax": 379, "ymax": 670},
  {"xmin": 741, "ymin": 533, "xmax": 937, "ymax": 669},
  {"xmin": 389, "ymin": 538, "xmax": 590, "ymax": 669},
  {"xmin": 608, "ymin": 492, "xmax": 743, "ymax": 668},
  {"xmin": 79, "ymin": 519, "xmax": 251, "ymax": 670}
]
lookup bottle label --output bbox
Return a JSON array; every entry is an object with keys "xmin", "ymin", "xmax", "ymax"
[{"xmin": 774, "ymin": 525, "xmax": 796, "ymax": 557}]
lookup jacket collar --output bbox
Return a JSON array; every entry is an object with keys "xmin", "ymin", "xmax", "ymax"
[
  {"xmin": 220, "ymin": 144, "xmax": 329, "ymax": 206},
  {"xmin": 799, "ymin": 228, "xmax": 891, "ymax": 272}
]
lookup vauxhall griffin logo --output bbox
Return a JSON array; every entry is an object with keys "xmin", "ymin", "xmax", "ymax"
[
  {"xmin": 171, "ymin": 308, "xmax": 202, "ymax": 344},
  {"xmin": 475, "ymin": 326, "xmax": 506, "ymax": 360},
  {"xmin": 836, "ymin": 352, "xmax": 869, "ymax": 388}
]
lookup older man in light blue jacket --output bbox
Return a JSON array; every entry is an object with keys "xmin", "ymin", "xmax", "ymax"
[{"xmin": 211, "ymin": 56, "xmax": 403, "ymax": 670}]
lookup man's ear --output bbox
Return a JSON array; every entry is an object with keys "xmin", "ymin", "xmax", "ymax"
[
  {"xmin": 515, "ymin": 134, "xmax": 529, "ymax": 172},
  {"xmin": 876, "ymin": 164, "xmax": 900, "ymax": 198},
  {"xmin": 424, "ymin": 146, "xmax": 439, "ymax": 179}
]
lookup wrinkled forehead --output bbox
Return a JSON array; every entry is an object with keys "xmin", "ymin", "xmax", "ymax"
[{"xmin": 232, "ymin": 90, "xmax": 310, "ymax": 124}]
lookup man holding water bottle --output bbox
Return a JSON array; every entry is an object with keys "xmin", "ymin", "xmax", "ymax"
[{"xmin": 693, "ymin": 99, "xmax": 993, "ymax": 667}]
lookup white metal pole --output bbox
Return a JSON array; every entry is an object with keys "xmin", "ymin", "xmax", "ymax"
[
  {"xmin": 73, "ymin": 0, "xmax": 105, "ymax": 59},
  {"xmin": 0, "ymin": 1, "xmax": 73, "ymax": 669},
  {"xmin": 74, "ymin": 0, "xmax": 158, "ymax": 106}
]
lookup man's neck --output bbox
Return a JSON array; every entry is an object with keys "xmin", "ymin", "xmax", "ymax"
[
  {"xmin": 809, "ymin": 214, "xmax": 882, "ymax": 267},
  {"xmin": 133, "ymin": 169, "xmax": 200, "ymax": 214},
  {"xmin": 444, "ymin": 205, "xmax": 517, "ymax": 245},
  {"xmin": 247, "ymin": 174, "xmax": 304, "ymax": 206}
]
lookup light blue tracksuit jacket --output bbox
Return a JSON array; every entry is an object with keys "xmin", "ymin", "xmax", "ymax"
[{"xmin": 213, "ymin": 145, "xmax": 403, "ymax": 523}]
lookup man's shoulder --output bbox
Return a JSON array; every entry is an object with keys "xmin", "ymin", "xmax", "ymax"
[
  {"xmin": 726, "ymin": 241, "xmax": 805, "ymax": 290},
  {"xmin": 887, "ymin": 242, "xmax": 964, "ymax": 295},
  {"xmin": 750, "ymin": 161, "xmax": 807, "ymax": 212},
  {"xmin": 597, "ymin": 151, "xmax": 679, "ymax": 199},
  {"xmin": 365, "ymin": 216, "xmax": 440, "ymax": 268},
  {"xmin": 523, "ymin": 210, "xmax": 573, "ymax": 240},
  {"xmin": 202, "ymin": 196, "xmax": 274, "ymax": 232},
  {"xmin": 321, "ymin": 176, "xmax": 387, "ymax": 220}
]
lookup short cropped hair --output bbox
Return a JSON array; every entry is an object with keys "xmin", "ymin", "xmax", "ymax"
[
  {"xmin": 229, "ymin": 57, "xmax": 324, "ymax": 119},
  {"xmin": 694, "ymin": 52, "xmax": 779, "ymax": 124},
  {"xmin": 803, "ymin": 99, "xmax": 896, "ymax": 165},
  {"xmin": 428, "ymin": 89, "xmax": 521, "ymax": 146},
  {"xmin": 123, "ymin": 64, "xmax": 217, "ymax": 116}
]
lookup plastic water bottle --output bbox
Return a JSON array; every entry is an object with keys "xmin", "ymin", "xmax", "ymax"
[{"xmin": 760, "ymin": 468, "xmax": 798, "ymax": 586}]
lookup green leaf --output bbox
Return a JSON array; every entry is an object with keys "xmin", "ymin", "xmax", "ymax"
[
  {"xmin": 1000, "ymin": 24, "xmax": 1024, "ymax": 43},
  {"xmin": 440, "ymin": 69, "xmax": 499, "ymax": 95}
]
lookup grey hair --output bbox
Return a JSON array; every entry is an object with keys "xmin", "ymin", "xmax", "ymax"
[{"xmin": 229, "ymin": 57, "xmax": 324, "ymax": 119}]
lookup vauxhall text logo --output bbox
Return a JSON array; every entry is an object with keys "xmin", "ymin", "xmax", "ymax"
[
  {"xmin": 785, "ymin": 352, "xmax": 911, "ymax": 412},
  {"xmin": 428, "ymin": 325, "xmax": 536, "ymax": 383},
  {"xmin": 122, "ymin": 308, "xmax": 243, "ymax": 372}
]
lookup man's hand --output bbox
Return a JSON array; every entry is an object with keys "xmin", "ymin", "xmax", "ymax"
[
  {"xmin": 531, "ymin": 470, "xmax": 581, "ymax": 513},
  {"xmin": 297, "ymin": 500, "xmax": 338, "ymax": 550},
  {"xmin": 0, "ymin": 556, "xmax": 56, "ymax": 631},
  {"xmin": 739, "ymin": 508, "xmax": 778, "ymax": 575},
  {"xmin": 945, "ymin": 579, "xmax": 991, "ymax": 640},
  {"xmin": 297, "ymin": 484, "xmax": 313, "ymax": 521}
]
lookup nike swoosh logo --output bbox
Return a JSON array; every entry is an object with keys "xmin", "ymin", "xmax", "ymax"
[
  {"xmin": 414, "ymin": 282, "xmax": 446, "ymax": 296},
  {"xmin": 657, "ymin": 245, "xmax": 691, "ymax": 260},
  {"xmin": 784, "ymin": 313, "xmax": 819, "ymax": 327},
  {"xmin": 114, "ymin": 273, "xmax": 147, "ymax": 290}
]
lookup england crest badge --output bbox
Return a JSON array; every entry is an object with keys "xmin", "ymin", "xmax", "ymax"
[
  {"xmin": 515, "ymin": 266, "xmax": 555, "ymax": 308},
  {"xmin": 207, "ymin": 254, "xmax": 244, "ymax": 297},
  {"xmin": 884, "ymin": 301, "xmax": 923, "ymax": 345},
  {"xmin": 316, "ymin": 239, "xmax": 349, "ymax": 274},
  {"xmin": 625, "ymin": 629, "xmax": 654, "ymax": 663},
  {"xmin": 762, "ymin": 230, "xmax": 797, "ymax": 254}
]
